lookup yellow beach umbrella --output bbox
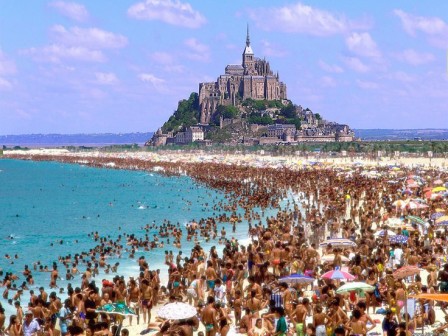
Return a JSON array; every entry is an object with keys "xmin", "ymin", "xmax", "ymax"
[
  {"xmin": 436, "ymin": 216, "xmax": 448, "ymax": 225},
  {"xmin": 433, "ymin": 186, "xmax": 447, "ymax": 193}
]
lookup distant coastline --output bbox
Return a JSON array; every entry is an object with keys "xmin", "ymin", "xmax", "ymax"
[{"xmin": 0, "ymin": 129, "xmax": 447, "ymax": 148}]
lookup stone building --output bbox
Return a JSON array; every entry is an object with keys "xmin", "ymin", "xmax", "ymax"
[
  {"xmin": 185, "ymin": 126, "xmax": 204, "ymax": 142},
  {"xmin": 199, "ymin": 26, "xmax": 287, "ymax": 124}
]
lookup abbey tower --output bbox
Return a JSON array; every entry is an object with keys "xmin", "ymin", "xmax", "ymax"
[{"xmin": 199, "ymin": 27, "xmax": 287, "ymax": 124}]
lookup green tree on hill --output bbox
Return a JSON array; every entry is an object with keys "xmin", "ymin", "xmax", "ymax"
[
  {"xmin": 280, "ymin": 103, "xmax": 296, "ymax": 118},
  {"xmin": 162, "ymin": 93, "xmax": 200, "ymax": 132},
  {"xmin": 210, "ymin": 105, "xmax": 239, "ymax": 125}
]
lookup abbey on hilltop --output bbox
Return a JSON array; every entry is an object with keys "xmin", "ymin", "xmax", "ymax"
[
  {"xmin": 147, "ymin": 27, "xmax": 354, "ymax": 146},
  {"xmin": 198, "ymin": 26, "xmax": 287, "ymax": 124}
]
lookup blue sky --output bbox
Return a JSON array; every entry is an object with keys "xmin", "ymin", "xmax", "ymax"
[{"xmin": 0, "ymin": 0, "xmax": 447, "ymax": 134}]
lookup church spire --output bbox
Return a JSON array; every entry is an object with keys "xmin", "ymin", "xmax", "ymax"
[{"xmin": 246, "ymin": 24, "xmax": 250, "ymax": 47}]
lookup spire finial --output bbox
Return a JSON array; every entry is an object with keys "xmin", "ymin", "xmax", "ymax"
[{"xmin": 246, "ymin": 23, "xmax": 250, "ymax": 47}]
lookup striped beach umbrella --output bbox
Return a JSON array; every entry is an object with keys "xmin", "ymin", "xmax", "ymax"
[
  {"xmin": 319, "ymin": 238, "xmax": 357, "ymax": 248},
  {"xmin": 279, "ymin": 273, "xmax": 315, "ymax": 284},
  {"xmin": 406, "ymin": 215, "xmax": 427, "ymax": 225},
  {"xmin": 436, "ymin": 216, "xmax": 448, "ymax": 226},
  {"xmin": 393, "ymin": 265, "xmax": 421, "ymax": 280},
  {"xmin": 321, "ymin": 268, "xmax": 356, "ymax": 281}
]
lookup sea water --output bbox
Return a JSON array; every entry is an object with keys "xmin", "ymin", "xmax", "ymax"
[{"xmin": 0, "ymin": 159, "xmax": 252, "ymax": 316}]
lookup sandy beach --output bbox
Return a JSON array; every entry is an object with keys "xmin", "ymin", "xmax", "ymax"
[{"xmin": 3, "ymin": 148, "xmax": 448, "ymax": 171}]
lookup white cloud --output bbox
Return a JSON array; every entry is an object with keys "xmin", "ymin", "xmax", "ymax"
[
  {"xmin": 345, "ymin": 32, "xmax": 381, "ymax": 58},
  {"xmin": 23, "ymin": 44, "xmax": 105, "ymax": 63},
  {"xmin": 395, "ymin": 49, "xmax": 435, "ymax": 65},
  {"xmin": 128, "ymin": 0, "xmax": 206, "ymax": 29},
  {"xmin": 95, "ymin": 72, "xmax": 118, "ymax": 85},
  {"xmin": 184, "ymin": 38, "xmax": 210, "ymax": 62},
  {"xmin": 248, "ymin": 2, "xmax": 366, "ymax": 36},
  {"xmin": 394, "ymin": 9, "xmax": 448, "ymax": 48},
  {"xmin": 0, "ymin": 49, "xmax": 17, "ymax": 75},
  {"xmin": 321, "ymin": 76, "xmax": 337, "ymax": 87},
  {"xmin": 344, "ymin": 57, "xmax": 370, "ymax": 73},
  {"xmin": 260, "ymin": 40, "xmax": 287, "ymax": 58},
  {"xmin": 0, "ymin": 77, "xmax": 13, "ymax": 90},
  {"xmin": 51, "ymin": 25, "xmax": 128, "ymax": 49},
  {"xmin": 394, "ymin": 9, "xmax": 446, "ymax": 36},
  {"xmin": 150, "ymin": 52, "xmax": 174, "ymax": 65},
  {"xmin": 388, "ymin": 71, "xmax": 415, "ymax": 83},
  {"xmin": 318, "ymin": 60, "xmax": 344, "ymax": 73},
  {"xmin": 138, "ymin": 73, "xmax": 165, "ymax": 85},
  {"xmin": 49, "ymin": 1, "xmax": 89, "ymax": 22},
  {"xmin": 356, "ymin": 79, "xmax": 378, "ymax": 89}
]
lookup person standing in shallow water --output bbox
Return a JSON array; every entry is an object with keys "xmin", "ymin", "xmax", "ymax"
[
  {"xmin": 202, "ymin": 296, "xmax": 218, "ymax": 336},
  {"xmin": 50, "ymin": 265, "xmax": 59, "ymax": 289}
]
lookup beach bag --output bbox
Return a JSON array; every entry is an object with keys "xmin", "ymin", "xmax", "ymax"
[
  {"xmin": 374, "ymin": 283, "xmax": 381, "ymax": 299},
  {"xmin": 376, "ymin": 307, "xmax": 387, "ymax": 315}
]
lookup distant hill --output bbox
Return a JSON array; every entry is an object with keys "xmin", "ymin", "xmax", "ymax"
[
  {"xmin": 355, "ymin": 129, "xmax": 448, "ymax": 141},
  {"xmin": 0, "ymin": 132, "xmax": 153, "ymax": 147}
]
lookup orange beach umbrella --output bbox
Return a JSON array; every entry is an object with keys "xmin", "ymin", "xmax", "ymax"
[{"xmin": 409, "ymin": 293, "xmax": 448, "ymax": 302}]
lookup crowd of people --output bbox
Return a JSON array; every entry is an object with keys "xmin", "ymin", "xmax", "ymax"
[{"xmin": 1, "ymin": 152, "xmax": 448, "ymax": 336}]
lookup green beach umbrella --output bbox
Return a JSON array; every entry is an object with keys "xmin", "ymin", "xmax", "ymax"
[
  {"xmin": 406, "ymin": 215, "xmax": 426, "ymax": 225},
  {"xmin": 336, "ymin": 282, "xmax": 375, "ymax": 294},
  {"xmin": 96, "ymin": 302, "xmax": 137, "ymax": 316}
]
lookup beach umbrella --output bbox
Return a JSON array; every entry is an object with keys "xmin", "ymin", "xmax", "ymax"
[
  {"xmin": 392, "ymin": 200, "xmax": 407, "ymax": 207},
  {"xmin": 434, "ymin": 179, "xmax": 444, "ymax": 185},
  {"xmin": 393, "ymin": 265, "xmax": 421, "ymax": 280},
  {"xmin": 436, "ymin": 216, "xmax": 448, "ymax": 226},
  {"xmin": 335, "ymin": 282, "xmax": 375, "ymax": 294},
  {"xmin": 279, "ymin": 273, "xmax": 315, "ymax": 284},
  {"xmin": 409, "ymin": 293, "xmax": 448, "ymax": 302},
  {"xmin": 374, "ymin": 230, "xmax": 396, "ymax": 237},
  {"xmin": 389, "ymin": 234, "xmax": 408, "ymax": 244},
  {"xmin": 433, "ymin": 186, "xmax": 447, "ymax": 193},
  {"xmin": 319, "ymin": 238, "xmax": 357, "ymax": 248},
  {"xmin": 406, "ymin": 215, "xmax": 427, "ymax": 225},
  {"xmin": 401, "ymin": 224, "xmax": 416, "ymax": 232},
  {"xmin": 321, "ymin": 254, "xmax": 350, "ymax": 263},
  {"xmin": 321, "ymin": 268, "xmax": 356, "ymax": 281},
  {"xmin": 431, "ymin": 212, "xmax": 445, "ymax": 220},
  {"xmin": 157, "ymin": 302, "xmax": 197, "ymax": 320},
  {"xmin": 96, "ymin": 302, "xmax": 137, "ymax": 316}
]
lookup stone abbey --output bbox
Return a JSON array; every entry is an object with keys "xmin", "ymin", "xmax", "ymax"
[{"xmin": 199, "ymin": 27, "xmax": 287, "ymax": 124}]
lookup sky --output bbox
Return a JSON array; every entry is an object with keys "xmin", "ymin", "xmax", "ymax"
[{"xmin": 0, "ymin": 0, "xmax": 447, "ymax": 134}]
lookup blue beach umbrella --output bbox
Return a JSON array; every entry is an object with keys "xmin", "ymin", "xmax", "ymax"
[
  {"xmin": 431, "ymin": 212, "xmax": 445, "ymax": 220},
  {"xmin": 279, "ymin": 273, "xmax": 315, "ymax": 284},
  {"xmin": 389, "ymin": 234, "xmax": 408, "ymax": 244}
]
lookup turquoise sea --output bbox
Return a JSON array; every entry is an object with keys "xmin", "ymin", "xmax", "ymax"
[{"xmin": 0, "ymin": 159, "xmax": 250, "ymax": 316}]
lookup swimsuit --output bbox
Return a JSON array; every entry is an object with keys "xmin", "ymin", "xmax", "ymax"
[
  {"xmin": 207, "ymin": 280, "xmax": 215, "ymax": 289},
  {"xmin": 205, "ymin": 324, "xmax": 214, "ymax": 331},
  {"xmin": 295, "ymin": 322, "xmax": 304, "ymax": 336}
]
